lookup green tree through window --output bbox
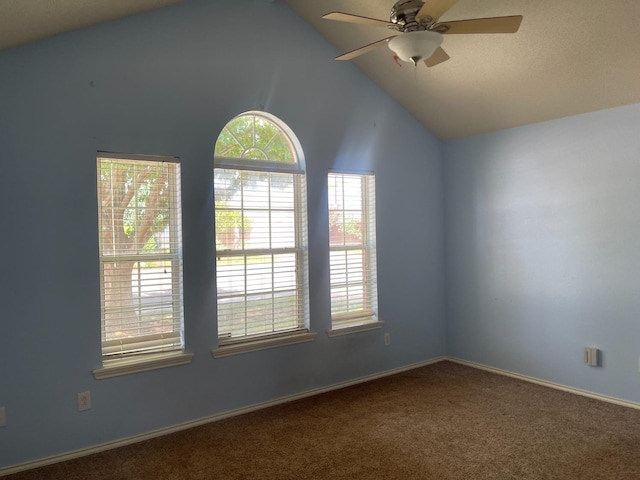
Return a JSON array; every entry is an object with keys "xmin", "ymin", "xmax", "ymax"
[
  {"xmin": 214, "ymin": 114, "xmax": 295, "ymax": 163},
  {"xmin": 214, "ymin": 113, "xmax": 299, "ymax": 248},
  {"xmin": 97, "ymin": 155, "xmax": 184, "ymax": 361},
  {"xmin": 214, "ymin": 112, "xmax": 309, "ymax": 346}
]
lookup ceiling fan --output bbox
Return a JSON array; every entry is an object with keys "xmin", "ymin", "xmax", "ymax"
[{"xmin": 323, "ymin": 0, "xmax": 523, "ymax": 67}]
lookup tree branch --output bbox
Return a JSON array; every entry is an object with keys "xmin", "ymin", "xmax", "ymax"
[{"xmin": 136, "ymin": 167, "xmax": 169, "ymax": 247}]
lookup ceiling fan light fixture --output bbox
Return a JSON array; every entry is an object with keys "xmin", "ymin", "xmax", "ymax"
[{"xmin": 388, "ymin": 30, "xmax": 443, "ymax": 65}]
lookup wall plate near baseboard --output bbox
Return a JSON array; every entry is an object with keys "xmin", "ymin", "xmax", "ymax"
[
  {"xmin": 583, "ymin": 347, "xmax": 600, "ymax": 367},
  {"xmin": 446, "ymin": 357, "xmax": 640, "ymax": 411}
]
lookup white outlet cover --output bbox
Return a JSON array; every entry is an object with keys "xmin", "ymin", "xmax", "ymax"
[
  {"xmin": 78, "ymin": 391, "xmax": 91, "ymax": 412},
  {"xmin": 0, "ymin": 406, "xmax": 6, "ymax": 427}
]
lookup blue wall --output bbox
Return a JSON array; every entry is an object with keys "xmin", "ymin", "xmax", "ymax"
[
  {"xmin": 0, "ymin": 0, "xmax": 445, "ymax": 469},
  {"xmin": 6, "ymin": 0, "xmax": 639, "ymax": 471},
  {"xmin": 445, "ymin": 103, "xmax": 640, "ymax": 402}
]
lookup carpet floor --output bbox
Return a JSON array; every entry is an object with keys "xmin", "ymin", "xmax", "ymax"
[{"xmin": 5, "ymin": 361, "xmax": 640, "ymax": 479}]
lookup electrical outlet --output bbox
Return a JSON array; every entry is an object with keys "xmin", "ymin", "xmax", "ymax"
[
  {"xmin": 384, "ymin": 333, "xmax": 391, "ymax": 346},
  {"xmin": 584, "ymin": 347, "xmax": 600, "ymax": 367},
  {"xmin": 78, "ymin": 391, "xmax": 91, "ymax": 412},
  {"xmin": 0, "ymin": 407, "xmax": 6, "ymax": 427}
]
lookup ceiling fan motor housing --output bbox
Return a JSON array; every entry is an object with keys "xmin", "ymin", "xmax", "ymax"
[{"xmin": 390, "ymin": 0, "xmax": 431, "ymax": 31}]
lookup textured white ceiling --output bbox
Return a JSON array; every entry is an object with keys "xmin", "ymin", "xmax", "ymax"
[
  {"xmin": 1, "ymin": 0, "xmax": 639, "ymax": 139},
  {"xmin": 284, "ymin": 0, "xmax": 640, "ymax": 139},
  {"xmin": 0, "ymin": 0, "xmax": 182, "ymax": 51}
]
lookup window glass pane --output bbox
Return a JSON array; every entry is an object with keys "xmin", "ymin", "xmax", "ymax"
[
  {"xmin": 243, "ymin": 175, "xmax": 270, "ymax": 209},
  {"xmin": 99, "ymin": 160, "xmax": 172, "ymax": 256},
  {"xmin": 214, "ymin": 129, "xmax": 243, "ymax": 158},
  {"xmin": 272, "ymin": 293, "xmax": 300, "ymax": 329},
  {"xmin": 328, "ymin": 173, "xmax": 377, "ymax": 328},
  {"xmin": 214, "ymin": 112, "xmax": 308, "ymax": 344},
  {"xmin": 244, "ymin": 210, "xmax": 270, "ymax": 249},
  {"xmin": 265, "ymin": 134, "xmax": 294, "ymax": 163},
  {"xmin": 346, "ymin": 250, "xmax": 364, "ymax": 283},
  {"xmin": 216, "ymin": 253, "xmax": 301, "ymax": 338},
  {"xmin": 214, "ymin": 206, "xmax": 243, "ymax": 250},
  {"xmin": 231, "ymin": 116, "xmax": 255, "ymax": 149},
  {"xmin": 330, "ymin": 286, "xmax": 348, "ymax": 317},
  {"xmin": 245, "ymin": 260, "xmax": 274, "ymax": 294},
  {"xmin": 271, "ymin": 175, "xmax": 295, "ymax": 209},
  {"xmin": 215, "ymin": 170, "xmax": 298, "ymax": 252},
  {"xmin": 343, "ymin": 211, "xmax": 363, "ymax": 245},
  {"xmin": 97, "ymin": 157, "xmax": 183, "ymax": 359},
  {"xmin": 102, "ymin": 262, "xmax": 176, "ymax": 340},
  {"xmin": 330, "ymin": 251, "xmax": 348, "ymax": 284},
  {"xmin": 214, "ymin": 169, "xmax": 242, "ymax": 204},
  {"xmin": 254, "ymin": 118, "xmax": 278, "ymax": 150},
  {"xmin": 329, "ymin": 176, "xmax": 364, "ymax": 247},
  {"xmin": 243, "ymin": 148, "xmax": 268, "ymax": 161},
  {"xmin": 273, "ymin": 253, "xmax": 297, "ymax": 292},
  {"xmin": 342, "ymin": 176, "xmax": 363, "ymax": 210},
  {"xmin": 271, "ymin": 211, "xmax": 295, "ymax": 248},
  {"xmin": 215, "ymin": 113, "xmax": 295, "ymax": 164}
]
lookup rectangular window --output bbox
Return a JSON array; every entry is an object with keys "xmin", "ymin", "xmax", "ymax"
[
  {"xmin": 328, "ymin": 172, "xmax": 378, "ymax": 330},
  {"xmin": 214, "ymin": 168, "xmax": 309, "ymax": 345},
  {"xmin": 96, "ymin": 155, "xmax": 184, "ymax": 362}
]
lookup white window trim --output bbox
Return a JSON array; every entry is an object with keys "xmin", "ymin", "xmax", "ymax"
[
  {"xmin": 327, "ymin": 320, "xmax": 384, "ymax": 337},
  {"xmin": 96, "ymin": 152, "xmax": 186, "ymax": 368},
  {"xmin": 214, "ymin": 156, "xmax": 304, "ymax": 175},
  {"xmin": 93, "ymin": 351, "xmax": 194, "ymax": 379},
  {"xmin": 212, "ymin": 331, "xmax": 316, "ymax": 358},
  {"xmin": 327, "ymin": 172, "xmax": 379, "ymax": 332},
  {"xmin": 213, "ymin": 112, "xmax": 311, "ymax": 348},
  {"xmin": 214, "ymin": 169, "xmax": 309, "ymax": 343}
]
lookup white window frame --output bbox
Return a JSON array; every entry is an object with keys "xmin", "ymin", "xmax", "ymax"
[
  {"xmin": 93, "ymin": 153, "xmax": 192, "ymax": 379},
  {"xmin": 327, "ymin": 172, "xmax": 382, "ymax": 336},
  {"xmin": 212, "ymin": 112, "xmax": 314, "ymax": 357}
]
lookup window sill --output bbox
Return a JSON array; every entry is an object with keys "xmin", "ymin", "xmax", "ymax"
[
  {"xmin": 212, "ymin": 331, "xmax": 317, "ymax": 358},
  {"xmin": 327, "ymin": 320, "xmax": 384, "ymax": 337},
  {"xmin": 93, "ymin": 351, "xmax": 194, "ymax": 380}
]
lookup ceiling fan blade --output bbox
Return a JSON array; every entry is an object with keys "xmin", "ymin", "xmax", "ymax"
[
  {"xmin": 424, "ymin": 47, "xmax": 450, "ymax": 67},
  {"xmin": 416, "ymin": 0, "xmax": 459, "ymax": 23},
  {"xmin": 335, "ymin": 36, "xmax": 397, "ymax": 61},
  {"xmin": 323, "ymin": 12, "xmax": 393, "ymax": 28},
  {"xmin": 435, "ymin": 15, "xmax": 523, "ymax": 34}
]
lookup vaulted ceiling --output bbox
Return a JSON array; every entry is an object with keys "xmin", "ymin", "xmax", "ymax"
[
  {"xmin": 2, "ymin": 0, "xmax": 639, "ymax": 139},
  {"xmin": 284, "ymin": 0, "xmax": 640, "ymax": 139},
  {"xmin": 0, "ymin": 0, "xmax": 182, "ymax": 51}
]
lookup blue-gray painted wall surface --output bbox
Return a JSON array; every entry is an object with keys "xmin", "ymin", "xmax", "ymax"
[
  {"xmin": 0, "ymin": 0, "xmax": 445, "ymax": 468},
  {"xmin": 444, "ymin": 103, "xmax": 640, "ymax": 401},
  {"xmin": 4, "ymin": 0, "xmax": 640, "ymax": 471}
]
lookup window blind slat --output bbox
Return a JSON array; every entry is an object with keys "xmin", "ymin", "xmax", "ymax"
[
  {"xmin": 214, "ymin": 113, "xmax": 309, "ymax": 346},
  {"xmin": 97, "ymin": 157, "xmax": 184, "ymax": 361},
  {"xmin": 215, "ymin": 167, "xmax": 308, "ymax": 343},
  {"xmin": 102, "ymin": 332, "xmax": 181, "ymax": 357},
  {"xmin": 328, "ymin": 173, "xmax": 378, "ymax": 327}
]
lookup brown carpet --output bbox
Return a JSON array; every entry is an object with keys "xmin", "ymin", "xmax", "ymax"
[{"xmin": 5, "ymin": 361, "xmax": 640, "ymax": 479}]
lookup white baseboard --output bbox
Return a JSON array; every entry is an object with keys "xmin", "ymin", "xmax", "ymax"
[
  {"xmin": 447, "ymin": 356, "xmax": 640, "ymax": 411},
  {"xmin": 7, "ymin": 355, "xmax": 636, "ymax": 477},
  {"xmin": 0, "ymin": 356, "xmax": 445, "ymax": 476}
]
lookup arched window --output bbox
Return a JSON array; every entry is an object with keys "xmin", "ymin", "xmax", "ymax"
[
  {"xmin": 213, "ymin": 112, "xmax": 312, "ymax": 354},
  {"xmin": 214, "ymin": 112, "xmax": 297, "ymax": 163}
]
